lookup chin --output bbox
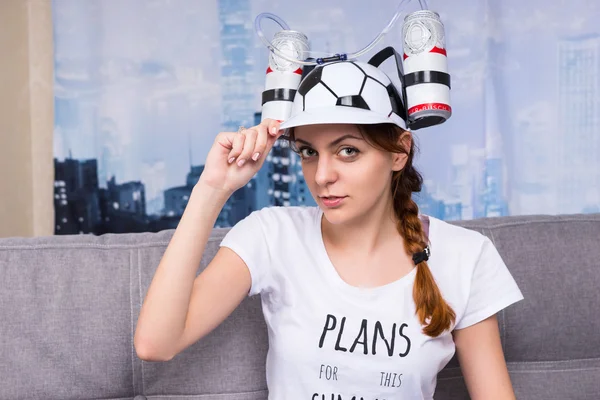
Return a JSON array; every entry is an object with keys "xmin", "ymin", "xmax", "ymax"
[
  {"xmin": 320, "ymin": 209, "xmax": 346, "ymax": 225},
  {"xmin": 319, "ymin": 204, "xmax": 358, "ymax": 226},
  {"xmin": 319, "ymin": 197, "xmax": 382, "ymax": 226}
]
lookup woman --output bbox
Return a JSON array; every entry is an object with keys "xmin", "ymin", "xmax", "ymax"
[{"xmin": 134, "ymin": 60, "xmax": 524, "ymax": 399}]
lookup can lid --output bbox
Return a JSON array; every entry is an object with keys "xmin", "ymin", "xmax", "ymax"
[
  {"xmin": 403, "ymin": 10, "xmax": 441, "ymax": 23},
  {"xmin": 274, "ymin": 30, "xmax": 309, "ymax": 42}
]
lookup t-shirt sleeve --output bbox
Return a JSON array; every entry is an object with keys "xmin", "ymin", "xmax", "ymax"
[
  {"xmin": 454, "ymin": 236, "xmax": 524, "ymax": 330},
  {"xmin": 219, "ymin": 209, "xmax": 272, "ymax": 297}
]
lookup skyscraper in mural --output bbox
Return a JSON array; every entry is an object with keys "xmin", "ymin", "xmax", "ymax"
[
  {"xmin": 217, "ymin": 0, "xmax": 255, "ymax": 132},
  {"xmin": 557, "ymin": 34, "xmax": 600, "ymax": 214},
  {"xmin": 216, "ymin": 0, "xmax": 257, "ymax": 226},
  {"xmin": 482, "ymin": 77, "xmax": 508, "ymax": 218},
  {"xmin": 449, "ymin": 144, "xmax": 486, "ymax": 220},
  {"xmin": 513, "ymin": 102, "xmax": 557, "ymax": 215}
]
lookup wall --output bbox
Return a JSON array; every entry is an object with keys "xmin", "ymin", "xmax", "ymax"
[{"xmin": 0, "ymin": 0, "xmax": 54, "ymax": 238}]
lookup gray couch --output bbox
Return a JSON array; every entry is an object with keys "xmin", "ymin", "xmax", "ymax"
[{"xmin": 1, "ymin": 212, "xmax": 599, "ymax": 400}]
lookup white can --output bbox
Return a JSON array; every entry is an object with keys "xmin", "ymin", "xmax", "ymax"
[
  {"xmin": 402, "ymin": 10, "xmax": 451, "ymax": 128},
  {"xmin": 261, "ymin": 30, "xmax": 310, "ymax": 123}
]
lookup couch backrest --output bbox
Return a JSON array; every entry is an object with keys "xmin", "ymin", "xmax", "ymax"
[{"xmin": 0, "ymin": 213, "xmax": 599, "ymax": 400}]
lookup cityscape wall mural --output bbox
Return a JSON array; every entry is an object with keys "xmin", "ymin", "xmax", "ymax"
[{"xmin": 52, "ymin": 0, "xmax": 600, "ymax": 235}]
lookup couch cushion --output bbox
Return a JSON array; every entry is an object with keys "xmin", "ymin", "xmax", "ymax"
[
  {"xmin": 1, "ymin": 212, "xmax": 599, "ymax": 399},
  {"xmin": 0, "ymin": 237, "xmax": 135, "ymax": 399},
  {"xmin": 436, "ymin": 213, "xmax": 600, "ymax": 399}
]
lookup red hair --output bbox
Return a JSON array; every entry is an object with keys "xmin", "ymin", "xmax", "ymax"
[{"xmin": 358, "ymin": 123, "xmax": 456, "ymax": 337}]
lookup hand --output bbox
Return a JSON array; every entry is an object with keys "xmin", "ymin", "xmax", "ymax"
[{"xmin": 198, "ymin": 118, "xmax": 284, "ymax": 194}]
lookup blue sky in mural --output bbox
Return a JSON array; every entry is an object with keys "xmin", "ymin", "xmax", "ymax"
[{"xmin": 52, "ymin": 0, "xmax": 600, "ymax": 222}]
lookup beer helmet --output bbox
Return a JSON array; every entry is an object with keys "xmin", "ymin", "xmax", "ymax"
[{"xmin": 256, "ymin": 0, "xmax": 452, "ymax": 132}]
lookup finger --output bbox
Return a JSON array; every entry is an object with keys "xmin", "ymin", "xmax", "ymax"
[
  {"xmin": 261, "ymin": 125, "xmax": 285, "ymax": 154},
  {"xmin": 268, "ymin": 119, "xmax": 281, "ymax": 136},
  {"xmin": 215, "ymin": 131, "xmax": 237, "ymax": 151},
  {"xmin": 260, "ymin": 117, "xmax": 275, "ymax": 130},
  {"xmin": 227, "ymin": 133, "xmax": 245, "ymax": 164},
  {"xmin": 252, "ymin": 124, "xmax": 269, "ymax": 162},
  {"xmin": 236, "ymin": 128, "xmax": 257, "ymax": 167},
  {"xmin": 257, "ymin": 118, "xmax": 281, "ymax": 137}
]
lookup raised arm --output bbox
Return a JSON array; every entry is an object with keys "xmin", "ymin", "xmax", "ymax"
[{"xmin": 134, "ymin": 119, "xmax": 282, "ymax": 361}]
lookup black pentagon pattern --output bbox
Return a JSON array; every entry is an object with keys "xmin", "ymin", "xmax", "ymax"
[
  {"xmin": 386, "ymin": 84, "xmax": 403, "ymax": 116},
  {"xmin": 336, "ymin": 95, "xmax": 370, "ymax": 110},
  {"xmin": 298, "ymin": 66, "xmax": 323, "ymax": 96}
]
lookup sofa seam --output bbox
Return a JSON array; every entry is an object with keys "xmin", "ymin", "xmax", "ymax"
[
  {"xmin": 509, "ymin": 358, "xmax": 600, "ymax": 365},
  {"xmin": 0, "ymin": 237, "xmax": 225, "ymax": 251},
  {"xmin": 143, "ymin": 389, "xmax": 268, "ymax": 398},
  {"xmin": 509, "ymin": 367, "xmax": 600, "ymax": 373},
  {"xmin": 438, "ymin": 365, "xmax": 600, "ymax": 380},
  {"xmin": 130, "ymin": 249, "xmax": 137, "ymax": 397},
  {"xmin": 82, "ymin": 398, "xmax": 137, "ymax": 400},
  {"xmin": 444, "ymin": 358, "xmax": 600, "ymax": 368},
  {"xmin": 452, "ymin": 217, "xmax": 600, "ymax": 230},
  {"xmin": 138, "ymin": 247, "xmax": 146, "ymax": 394}
]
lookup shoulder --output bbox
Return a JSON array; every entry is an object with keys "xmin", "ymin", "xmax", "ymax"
[
  {"xmin": 426, "ymin": 215, "xmax": 492, "ymax": 264},
  {"xmin": 225, "ymin": 206, "xmax": 319, "ymax": 260},
  {"xmin": 243, "ymin": 205, "xmax": 320, "ymax": 231},
  {"xmin": 221, "ymin": 206, "xmax": 320, "ymax": 258}
]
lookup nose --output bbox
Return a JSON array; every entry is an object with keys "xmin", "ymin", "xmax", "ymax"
[{"xmin": 314, "ymin": 155, "xmax": 338, "ymax": 187}]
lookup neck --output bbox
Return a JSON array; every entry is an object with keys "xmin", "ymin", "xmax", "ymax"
[{"xmin": 321, "ymin": 193, "xmax": 401, "ymax": 256}]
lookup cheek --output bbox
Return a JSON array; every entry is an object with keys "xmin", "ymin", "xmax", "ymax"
[
  {"xmin": 350, "ymin": 158, "xmax": 391, "ymax": 187},
  {"xmin": 300, "ymin": 163, "xmax": 317, "ymax": 188}
]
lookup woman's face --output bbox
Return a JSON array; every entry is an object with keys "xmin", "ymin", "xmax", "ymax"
[{"xmin": 293, "ymin": 123, "xmax": 408, "ymax": 225}]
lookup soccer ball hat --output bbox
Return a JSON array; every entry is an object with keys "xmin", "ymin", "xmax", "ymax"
[{"xmin": 279, "ymin": 58, "xmax": 408, "ymax": 132}]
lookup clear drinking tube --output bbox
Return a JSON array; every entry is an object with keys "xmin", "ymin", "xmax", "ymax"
[{"xmin": 254, "ymin": 0, "xmax": 429, "ymax": 66}]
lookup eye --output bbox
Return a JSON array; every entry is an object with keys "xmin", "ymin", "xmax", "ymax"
[
  {"xmin": 298, "ymin": 147, "xmax": 317, "ymax": 159},
  {"xmin": 339, "ymin": 147, "xmax": 359, "ymax": 158}
]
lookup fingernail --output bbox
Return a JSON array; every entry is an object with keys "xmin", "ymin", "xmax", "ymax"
[
  {"xmin": 237, "ymin": 159, "xmax": 246, "ymax": 167},
  {"xmin": 270, "ymin": 126, "xmax": 276, "ymax": 135},
  {"xmin": 252, "ymin": 152, "xmax": 260, "ymax": 161},
  {"xmin": 228, "ymin": 157, "xmax": 235, "ymax": 164}
]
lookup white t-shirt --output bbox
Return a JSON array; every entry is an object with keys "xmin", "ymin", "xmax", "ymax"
[{"xmin": 220, "ymin": 206, "xmax": 524, "ymax": 399}]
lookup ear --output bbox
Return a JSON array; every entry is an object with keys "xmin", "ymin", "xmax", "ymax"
[{"xmin": 391, "ymin": 130, "xmax": 412, "ymax": 172}]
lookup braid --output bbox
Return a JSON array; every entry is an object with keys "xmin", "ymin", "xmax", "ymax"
[
  {"xmin": 394, "ymin": 167, "xmax": 456, "ymax": 337},
  {"xmin": 343, "ymin": 123, "xmax": 457, "ymax": 337}
]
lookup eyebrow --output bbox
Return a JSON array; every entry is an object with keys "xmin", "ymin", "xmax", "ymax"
[{"xmin": 294, "ymin": 134, "xmax": 364, "ymax": 148}]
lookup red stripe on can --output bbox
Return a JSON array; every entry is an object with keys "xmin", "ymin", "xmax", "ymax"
[
  {"xmin": 266, "ymin": 67, "xmax": 302, "ymax": 75},
  {"xmin": 403, "ymin": 46, "xmax": 447, "ymax": 60},
  {"xmin": 430, "ymin": 46, "xmax": 447, "ymax": 57},
  {"xmin": 408, "ymin": 103, "xmax": 452, "ymax": 115}
]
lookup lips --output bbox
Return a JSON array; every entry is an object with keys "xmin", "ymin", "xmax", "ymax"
[{"xmin": 320, "ymin": 196, "xmax": 347, "ymax": 208}]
